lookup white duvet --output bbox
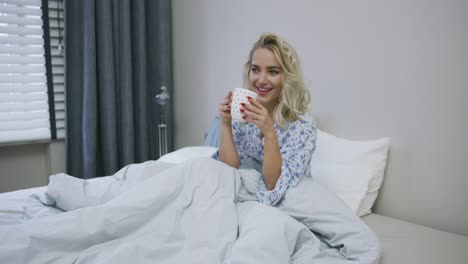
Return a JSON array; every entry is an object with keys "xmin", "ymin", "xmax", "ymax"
[{"xmin": 0, "ymin": 158, "xmax": 381, "ymax": 263}]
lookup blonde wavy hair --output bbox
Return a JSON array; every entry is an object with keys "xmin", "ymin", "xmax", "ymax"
[{"xmin": 243, "ymin": 33, "xmax": 310, "ymax": 130}]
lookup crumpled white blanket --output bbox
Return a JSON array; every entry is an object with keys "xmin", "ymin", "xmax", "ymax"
[{"xmin": 0, "ymin": 158, "xmax": 381, "ymax": 264}]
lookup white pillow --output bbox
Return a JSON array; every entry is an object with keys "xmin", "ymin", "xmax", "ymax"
[
  {"xmin": 158, "ymin": 146, "xmax": 217, "ymax": 164},
  {"xmin": 310, "ymin": 130, "xmax": 390, "ymax": 216}
]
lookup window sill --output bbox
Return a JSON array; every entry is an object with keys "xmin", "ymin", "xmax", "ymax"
[{"xmin": 0, "ymin": 139, "xmax": 65, "ymax": 148}]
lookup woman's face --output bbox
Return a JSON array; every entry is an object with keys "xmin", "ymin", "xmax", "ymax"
[{"xmin": 248, "ymin": 48, "xmax": 284, "ymax": 112}]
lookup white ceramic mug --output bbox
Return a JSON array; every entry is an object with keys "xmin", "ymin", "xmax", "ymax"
[{"xmin": 231, "ymin": 88, "xmax": 258, "ymax": 123}]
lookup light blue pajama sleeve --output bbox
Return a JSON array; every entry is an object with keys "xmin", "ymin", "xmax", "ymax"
[{"xmin": 257, "ymin": 117, "xmax": 317, "ymax": 205}]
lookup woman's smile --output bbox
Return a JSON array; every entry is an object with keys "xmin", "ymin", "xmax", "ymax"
[{"xmin": 256, "ymin": 86, "xmax": 273, "ymax": 96}]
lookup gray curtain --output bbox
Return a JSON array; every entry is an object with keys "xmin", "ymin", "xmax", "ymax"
[{"xmin": 64, "ymin": 0, "xmax": 173, "ymax": 179}]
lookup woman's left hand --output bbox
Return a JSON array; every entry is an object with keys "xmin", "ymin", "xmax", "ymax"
[{"xmin": 242, "ymin": 97, "xmax": 275, "ymax": 137}]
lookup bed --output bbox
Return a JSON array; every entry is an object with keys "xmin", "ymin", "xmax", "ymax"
[
  {"xmin": 1, "ymin": 129, "xmax": 467, "ymax": 263},
  {"xmin": 362, "ymin": 214, "xmax": 468, "ymax": 264},
  {"xmin": 0, "ymin": 155, "xmax": 383, "ymax": 263},
  {"xmin": 2, "ymin": 187, "xmax": 467, "ymax": 263}
]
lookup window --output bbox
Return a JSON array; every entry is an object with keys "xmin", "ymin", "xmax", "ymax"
[
  {"xmin": 47, "ymin": 0, "xmax": 64, "ymax": 139},
  {"xmin": 0, "ymin": 0, "xmax": 64, "ymax": 144}
]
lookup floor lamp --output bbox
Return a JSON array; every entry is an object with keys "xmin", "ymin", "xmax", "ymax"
[{"xmin": 155, "ymin": 85, "xmax": 170, "ymax": 157}]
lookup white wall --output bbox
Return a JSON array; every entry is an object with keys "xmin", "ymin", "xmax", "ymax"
[
  {"xmin": 172, "ymin": 0, "xmax": 468, "ymax": 235},
  {"xmin": 0, "ymin": 141, "xmax": 66, "ymax": 193}
]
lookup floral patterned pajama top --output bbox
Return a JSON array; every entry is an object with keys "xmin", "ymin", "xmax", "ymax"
[{"xmin": 213, "ymin": 113, "xmax": 317, "ymax": 206}]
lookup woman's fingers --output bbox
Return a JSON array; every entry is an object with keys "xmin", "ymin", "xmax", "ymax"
[
  {"xmin": 241, "ymin": 97, "xmax": 270, "ymax": 125},
  {"xmin": 219, "ymin": 104, "xmax": 229, "ymax": 112},
  {"xmin": 224, "ymin": 91, "xmax": 233, "ymax": 100},
  {"xmin": 219, "ymin": 92, "xmax": 232, "ymax": 118},
  {"xmin": 218, "ymin": 91, "xmax": 233, "ymax": 124},
  {"xmin": 219, "ymin": 109, "xmax": 231, "ymax": 119},
  {"xmin": 242, "ymin": 98, "xmax": 264, "ymax": 116},
  {"xmin": 219, "ymin": 91, "xmax": 232, "ymax": 110},
  {"xmin": 223, "ymin": 92, "xmax": 233, "ymax": 107},
  {"xmin": 242, "ymin": 104, "xmax": 261, "ymax": 116},
  {"xmin": 243, "ymin": 114, "xmax": 263, "ymax": 125},
  {"xmin": 247, "ymin": 96, "xmax": 262, "ymax": 108},
  {"xmin": 222, "ymin": 99, "xmax": 232, "ymax": 113},
  {"xmin": 242, "ymin": 108, "xmax": 262, "ymax": 121},
  {"xmin": 223, "ymin": 97, "xmax": 232, "ymax": 105}
]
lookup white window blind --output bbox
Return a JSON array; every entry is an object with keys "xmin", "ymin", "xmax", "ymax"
[
  {"xmin": 48, "ymin": 0, "xmax": 64, "ymax": 139},
  {"xmin": 0, "ymin": 0, "xmax": 50, "ymax": 144}
]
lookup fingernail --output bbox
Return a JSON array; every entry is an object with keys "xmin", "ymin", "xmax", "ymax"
[
  {"xmin": 242, "ymin": 116, "xmax": 246, "ymax": 120},
  {"xmin": 247, "ymin": 96, "xmax": 252, "ymax": 100},
  {"xmin": 227, "ymin": 106, "xmax": 231, "ymax": 109},
  {"xmin": 240, "ymin": 103, "xmax": 246, "ymax": 107},
  {"xmin": 240, "ymin": 108, "xmax": 244, "ymax": 112}
]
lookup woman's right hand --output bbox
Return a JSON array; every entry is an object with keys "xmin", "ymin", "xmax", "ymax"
[
  {"xmin": 218, "ymin": 91, "xmax": 240, "ymax": 168},
  {"xmin": 218, "ymin": 91, "xmax": 233, "ymax": 125}
]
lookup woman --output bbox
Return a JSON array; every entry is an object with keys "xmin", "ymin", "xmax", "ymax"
[{"xmin": 215, "ymin": 33, "xmax": 317, "ymax": 206}]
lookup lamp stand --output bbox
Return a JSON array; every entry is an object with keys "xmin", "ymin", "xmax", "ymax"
[{"xmin": 158, "ymin": 123, "xmax": 168, "ymax": 157}]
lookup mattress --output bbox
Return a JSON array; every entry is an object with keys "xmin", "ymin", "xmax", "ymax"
[{"xmin": 362, "ymin": 213, "xmax": 468, "ymax": 264}]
